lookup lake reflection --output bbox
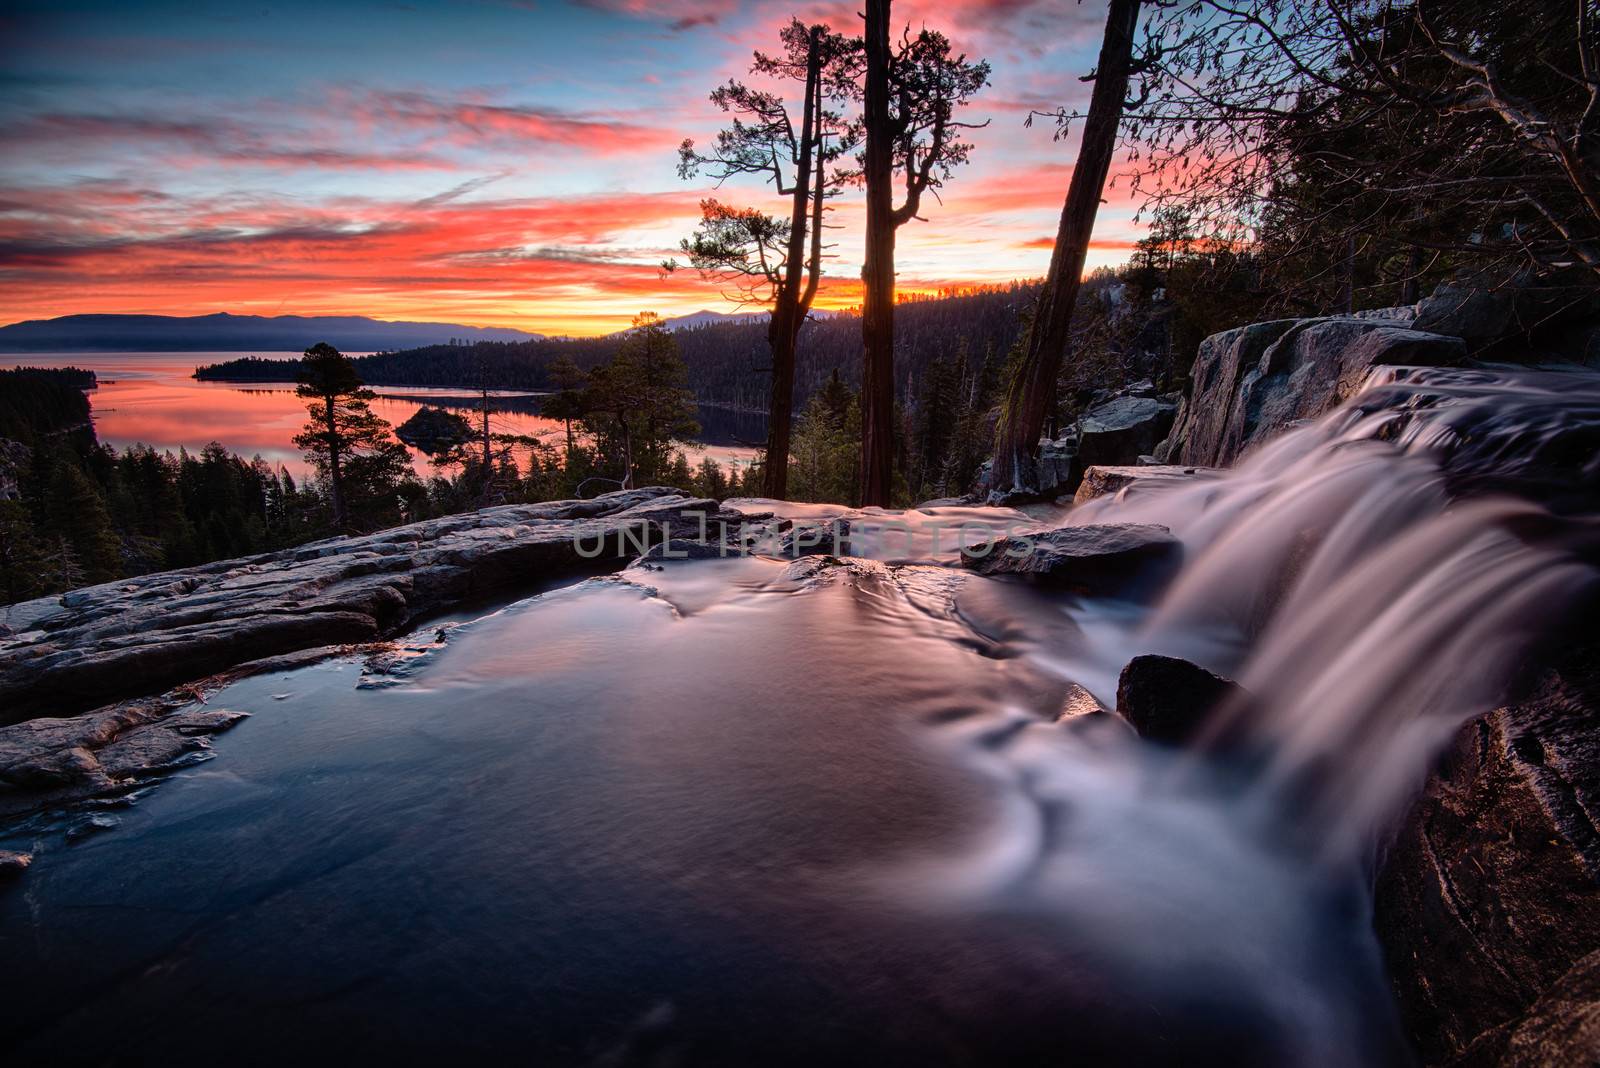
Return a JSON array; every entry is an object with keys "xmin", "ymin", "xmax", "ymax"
[{"xmin": 1, "ymin": 352, "xmax": 763, "ymax": 479}]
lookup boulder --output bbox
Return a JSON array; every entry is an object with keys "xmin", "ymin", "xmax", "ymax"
[
  {"xmin": 1114, "ymin": 654, "xmax": 1244, "ymax": 745},
  {"xmin": 1157, "ymin": 318, "xmax": 1299, "ymax": 467},
  {"xmin": 0, "ymin": 850, "xmax": 30, "ymax": 879},
  {"xmin": 961, "ymin": 523, "xmax": 1180, "ymax": 594},
  {"xmin": 1075, "ymin": 395, "xmax": 1177, "ymax": 473},
  {"xmin": 0, "ymin": 487, "xmax": 742, "ymax": 722},
  {"xmin": 1036, "ymin": 435, "xmax": 1080, "ymax": 498},
  {"xmin": 1374, "ymin": 646, "xmax": 1600, "ymax": 1067},
  {"xmin": 1074, "ymin": 464, "xmax": 1212, "ymax": 505},
  {"xmin": 1159, "ymin": 315, "xmax": 1466, "ymax": 468},
  {"xmin": 1412, "ymin": 274, "xmax": 1600, "ymax": 359},
  {"xmin": 1414, "ymin": 283, "xmax": 1522, "ymax": 349}
]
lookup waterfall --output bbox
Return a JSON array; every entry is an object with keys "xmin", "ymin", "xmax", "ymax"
[{"xmin": 1063, "ymin": 366, "xmax": 1600, "ymax": 863}]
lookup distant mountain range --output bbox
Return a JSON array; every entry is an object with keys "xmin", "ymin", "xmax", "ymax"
[
  {"xmin": 0, "ymin": 313, "xmax": 543, "ymax": 352},
  {"xmin": 648, "ymin": 309, "xmax": 769, "ymax": 333}
]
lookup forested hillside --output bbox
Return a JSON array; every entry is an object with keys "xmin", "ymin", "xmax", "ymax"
[{"xmin": 197, "ymin": 284, "xmax": 1042, "ymax": 409}]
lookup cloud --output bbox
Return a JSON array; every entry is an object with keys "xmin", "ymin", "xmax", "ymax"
[
  {"xmin": 350, "ymin": 90, "xmax": 666, "ymax": 153},
  {"xmin": 0, "ymin": 183, "xmax": 712, "ymax": 333},
  {"xmin": 0, "ymin": 111, "xmax": 462, "ymax": 171},
  {"xmin": 575, "ymin": 0, "xmax": 742, "ymax": 31}
]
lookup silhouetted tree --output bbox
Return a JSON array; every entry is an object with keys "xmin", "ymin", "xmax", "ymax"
[
  {"xmin": 44, "ymin": 462, "xmax": 121, "ymax": 583},
  {"xmin": 583, "ymin": 314, "xmax": 700, "ymax": 487},
  {"xmin": 293, "ymin": 342, "xmax": 411, "ymax": 530},
  {"xmin": 789, "ymin": 379, "xmax": 860, "ymax": 505},
  {"xmin": 675, "ymin": 19, "xmax": 856, "ymax": 499},
  {"xmin": 541, "ymin": 354, "xmax": 588, "ymax": 456},
  {"xmin": 858, "ymin": 0, "xmax": 989, "ymax": 505}
]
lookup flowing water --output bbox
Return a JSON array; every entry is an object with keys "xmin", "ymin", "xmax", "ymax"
[{"xmin": 2, "ymin": 367, "xmax": 1596, "ymax": 1066}]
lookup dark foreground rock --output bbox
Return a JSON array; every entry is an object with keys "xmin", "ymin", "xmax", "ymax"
[
  {"xmin": 961, "ymin": 523, "xmax": 1180, "ymax": 594},
  {"xmin": 0, "ymin": 487, "xmax": 730, "ymax": 722},
  {"xmin": 0, "ymin": 849, "xmax": 30, "ymax": 877},
  {"xmin": 1374, "ymin": 646, "xmax": 1600, "ymax": 1067},
  {"xmin": 1115, "ymin": 654, "xmax": 1244, "ymax": 745}
]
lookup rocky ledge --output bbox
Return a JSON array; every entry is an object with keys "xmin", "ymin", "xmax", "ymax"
[
  {"xmin": 1374, "ymin": 639, "xmax": 1600, "ymax": 1067},
  {"xmin": 0, "ymin": 487, "xmax": 737, "ymax": 722}
]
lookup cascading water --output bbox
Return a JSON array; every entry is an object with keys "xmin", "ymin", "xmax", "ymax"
[
  {"xmin": 1059, "ymin": 366, "xmax": 1599, "ymax": 864},
  {"xmin": 1, "ymin": 366, "xmax": 1595, "ymax": 1067}
]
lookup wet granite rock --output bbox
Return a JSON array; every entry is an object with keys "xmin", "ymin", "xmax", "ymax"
[
  {"xmin": 1056, "ymin": 682, "xmax": 1109, "ymax": 721},
  {"xmin": 638, "ymin": 538, "xmax": 748, "ymax": 561},
  {"xmin": 0, "ymin": 487, "xmax": 733, "ymax": 721},
  {"xmin": 1157, "ymin": 313, "xmax": 1466, "ymax": 468},
  {"xmin": 1073, "ymin": 464, "xmax": 1212, "ymax": 505},
  {"xmin": 0, "ymin": 696, "xmax": 254, "ymax": 819},
  {"xmin": 1114, "ymin": 654, "xmax": 1244, "ymax": 745},
  {"xmin": 774, "ymin": 519, "xmax": 853, "ymax": 558},
  {"xmin": 1374, "ymin": 645, "xmax": 1600, "ymax": 1067},
  {"xmin": 0, "ymin": 849, "xmax": 33, "ymax": 879},
  {"xmin": 961, "ymin": 523, "xmax": 1180, "ymax": 594}
]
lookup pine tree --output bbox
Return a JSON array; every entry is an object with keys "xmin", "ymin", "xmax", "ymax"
[
  {"xmin": 43, "ymin": 462, "xmax": 121, "ymax": 584},
  {"xmin": 695, "ymin": 457, "xmax": 730, "ymax": 500},
  {"xmin": 293, "ymin": 342, "xmax": 413, "ymax": 530},
  {"xmin": 582, "ymin": 315, "xmax": 699, "ymax": 487},
  {"xmin": 666, "ymin": 451, "xmax": 695, "ymax": 491},
  {"xmin": 788, "ymin": 388, "xmax": 860, "ymax": 505},
  {"xmin": 0, "ymin": 499, "xmax": 48, "ymax": 602},
  {"xmin": 541, "ymin": 354, "xmax": 588, "ymax": 458}
]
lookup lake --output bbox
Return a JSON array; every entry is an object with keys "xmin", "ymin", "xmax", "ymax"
[{"xmin": 0, "ymin": 352, "xmax": 765, "ymax": 481}]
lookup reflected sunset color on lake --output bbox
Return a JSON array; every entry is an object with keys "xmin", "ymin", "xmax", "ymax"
[{"xmin": 0, "ymin": 352, "xmax": 761, "ymax": 480}]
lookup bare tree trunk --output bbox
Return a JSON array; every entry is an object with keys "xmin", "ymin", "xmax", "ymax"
[
  {"xmin": 1401, "ymin": 244, "xmax": 1423, "ymax": 305},
  {"xmin": 763, "ymin": 28, "xmax": 824, "ymax": 501},
  {"xmin": 764, "ymin": 308, "xmax": 799, "ymax": 499},
  {"xmin": 859, "ymin": 0, "xmax": 896, "ymax": 507},
  {"xmin": 619, "ymin": 414, "xmax": 633, "ymax": 489},
  {"xmin": 990, "ymin": 0, "xmax": 1140, "ymax": 497}
]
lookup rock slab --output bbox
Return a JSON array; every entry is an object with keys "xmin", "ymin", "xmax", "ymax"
[
  {"xmin": 0, "ymin": 487, "xmax": 729, "ymax": 722},
  {"xmin": 961, "ymin": 523, "xmax": 1180, "ymax": 594},
  {"xmin": 1073, "ymin": 464, "xmax": 1212, "ymax": 505}
]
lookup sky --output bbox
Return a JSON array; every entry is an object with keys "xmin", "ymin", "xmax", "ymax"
[{"xmin": 0, "ymin": 0, "xmax": 1146, "ymax": 336}]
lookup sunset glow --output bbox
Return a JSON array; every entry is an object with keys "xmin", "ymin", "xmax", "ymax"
[{"xmin": 0, "ymin": 0, "xmax": 1143, "ymax": 336}]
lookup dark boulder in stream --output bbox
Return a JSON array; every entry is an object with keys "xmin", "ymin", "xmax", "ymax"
[{"xmin": 1115, "ymin": 655, "xmax": 1245, "ymax": 745}]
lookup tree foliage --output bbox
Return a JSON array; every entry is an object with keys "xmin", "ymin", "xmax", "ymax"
[{"xmin": 293, "ymin": 342, "xmax": 414, "ymax": 529}]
